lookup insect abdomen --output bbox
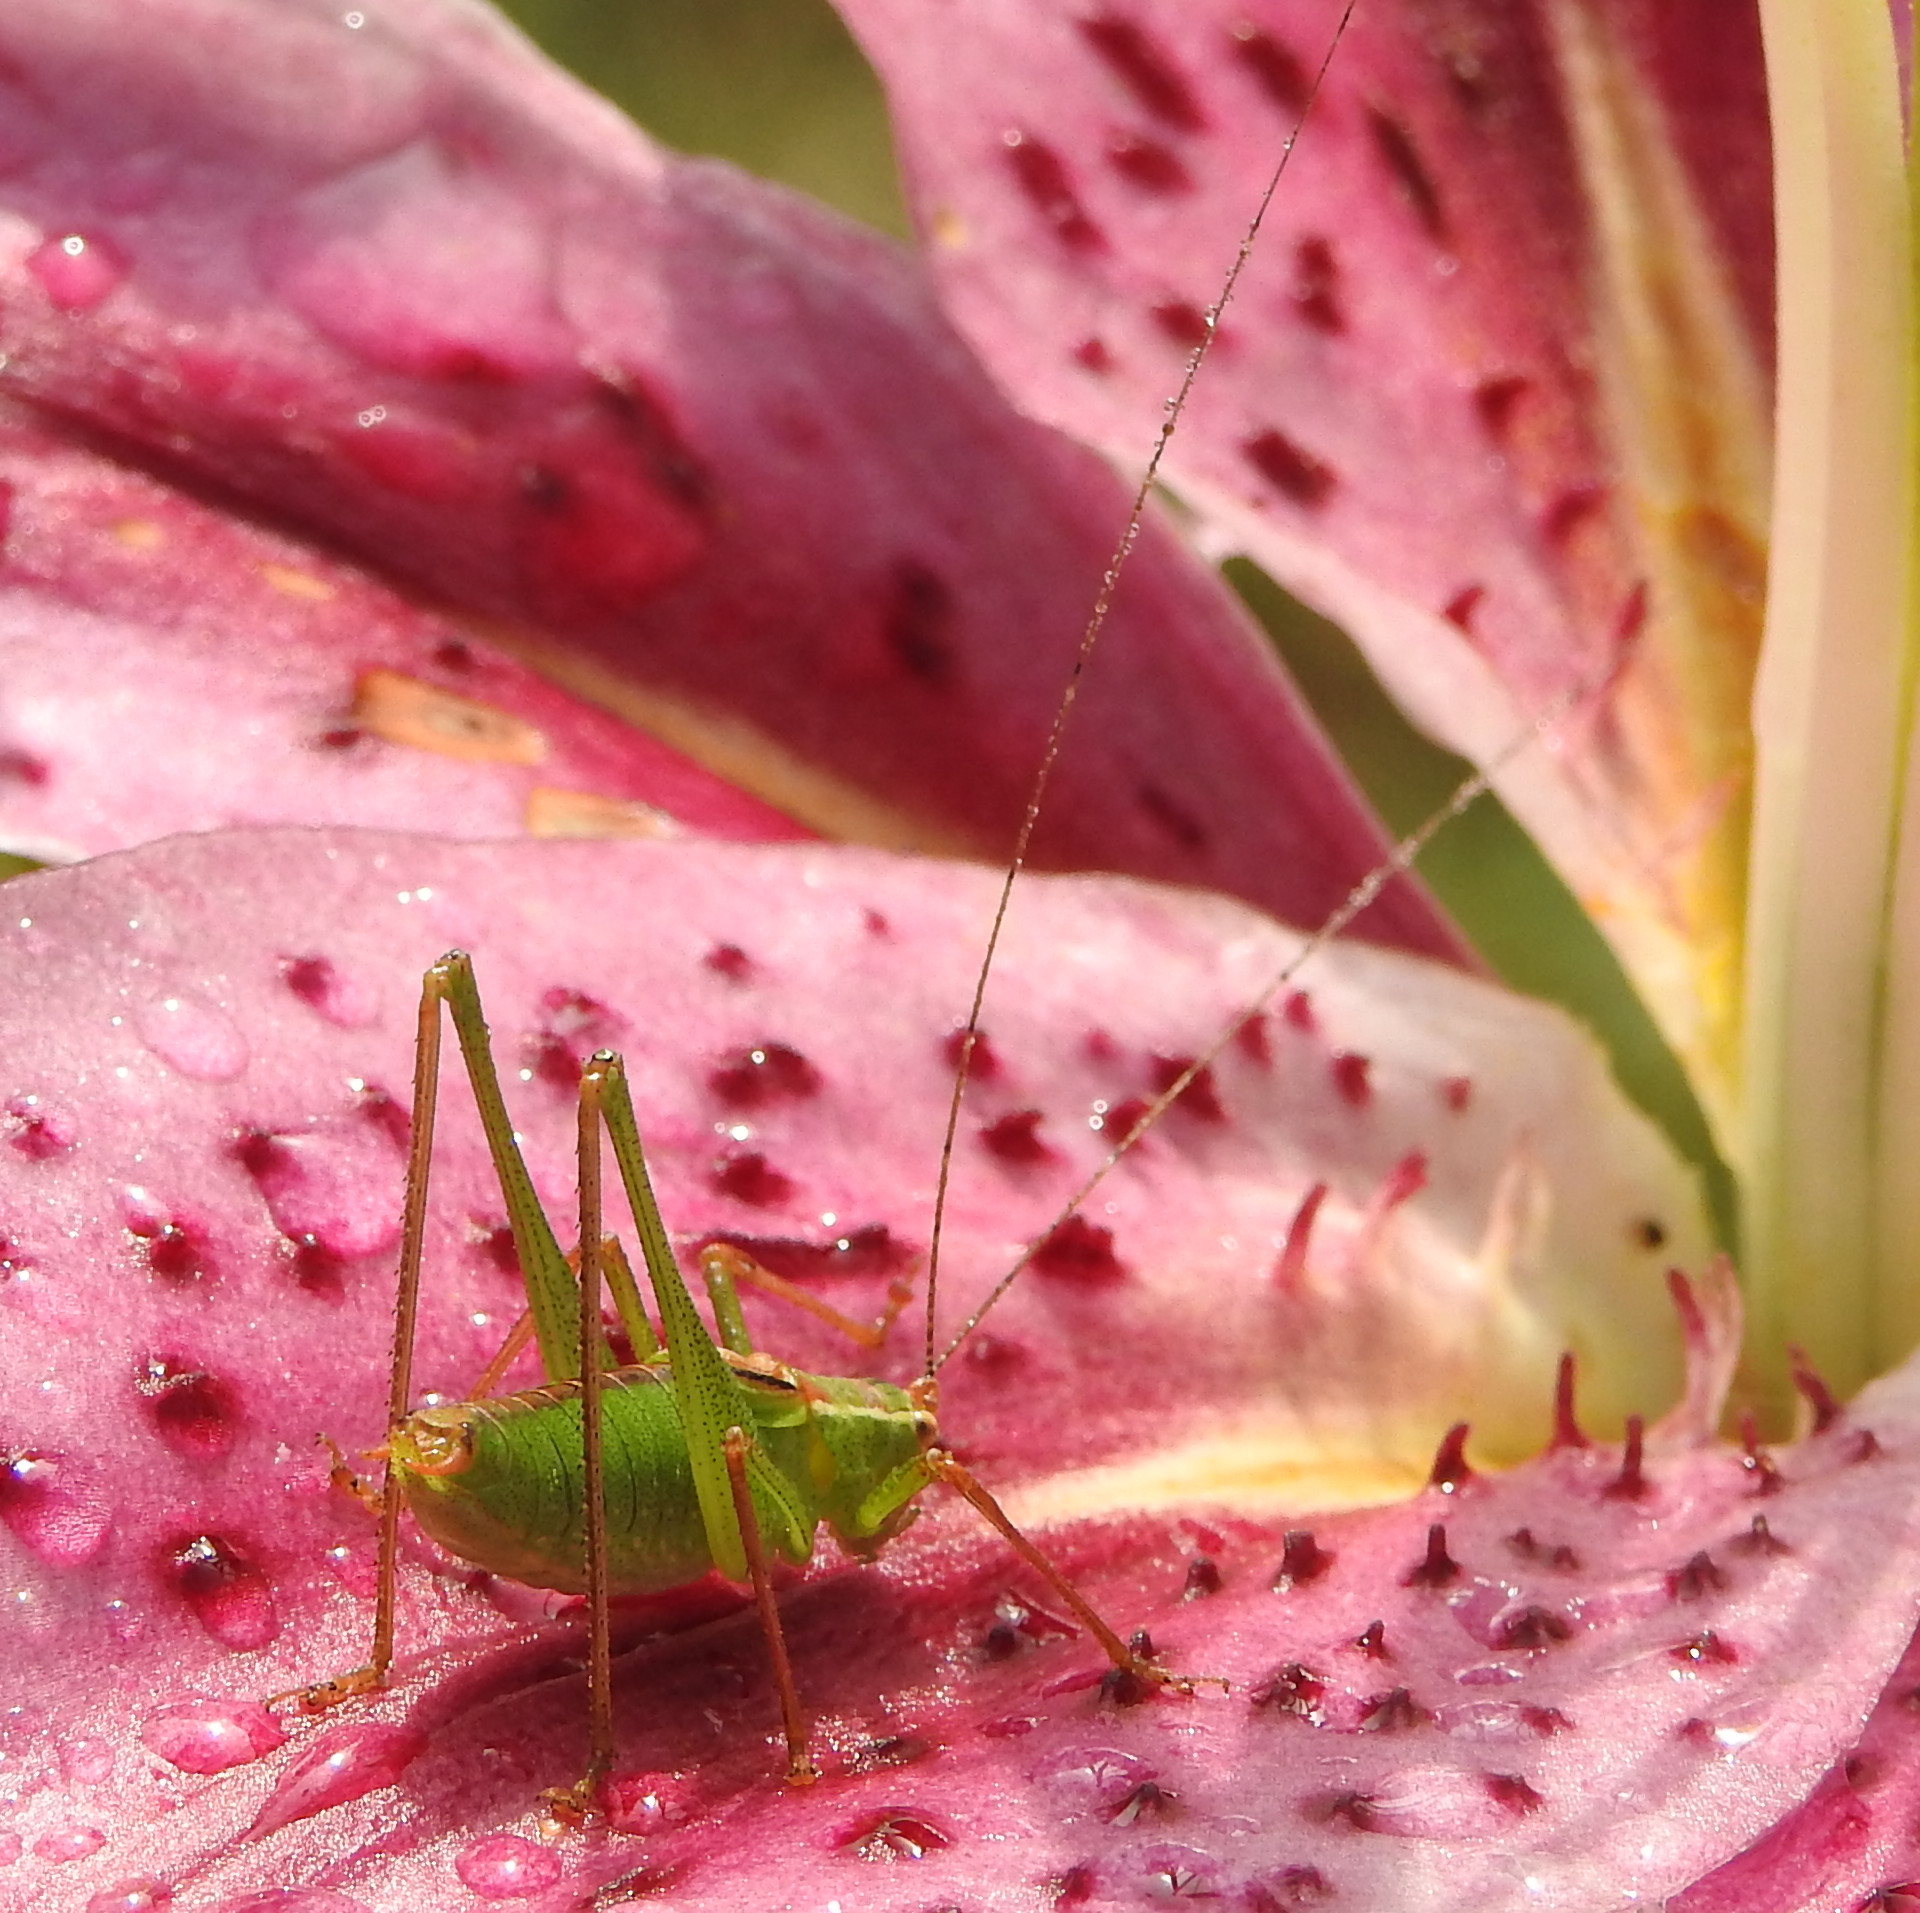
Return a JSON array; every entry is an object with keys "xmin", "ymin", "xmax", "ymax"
[{"xmin": 395, "ymin": 1365, "xmax": 739, "ymax": 1596}]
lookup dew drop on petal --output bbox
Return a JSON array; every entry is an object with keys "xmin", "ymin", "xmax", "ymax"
[
  {"xmin": 26, "ymin": 231, "xmax": 127, "ymax": 311},
  {"xmin": 33, "ymin": 1823, "xmax": 105, "ymax": 1862},
  {"xmin": 244, "ymin": 1723, "xmax": 427, "ymax": 1839},
  {"xmin": 0, "ymin": 1449, "xmax": 112, "ymax": 1564},
  {"xmin": 454, "ymin": 1833, "xmax": 562, "ymax": 1898},
  {"xmin": 84, "ymin": 1880, "xmax": 172, "ymax": 1913},
  {"xmin": 141, "ymin": 1697, "xmax": 287, "ymax": 1774},
  {"xmin": 133, "ymin": 991, "xmax": 248, "ymax": 1082},
  {"xmin": 59, "ymin": 1736, "xmax": 113, "ymax": 1784}
]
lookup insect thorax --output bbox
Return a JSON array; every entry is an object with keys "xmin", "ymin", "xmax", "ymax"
[{"xmin": 389, "ymin": 1360, "xmax": 929, "ymax": 1596}]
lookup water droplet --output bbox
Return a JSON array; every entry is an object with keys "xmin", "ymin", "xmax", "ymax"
[
  {"xmin": 841, "ymin": 1809, "xmax": 954, "ymax": 1862},
  {"xmin": 26, "ymin": 231, "xmax": 127, "ymax": 311},
  {"xmin": 133, "ymin": 991, "xmax": 248, "ymax": 1082},
  {"xmin": 163, "ymin": 1532, "xmax": 278, "ymax": 1649},
  {"xmin": 4, "ymin": 1092, "xmax": 75, "ymax": 1160},
  {"xmin": 84, "ymin": 1879, "xmax": 172, "ymax": 1913},
  {"xmin": 0, "ymin": 1449, "xmax": 111, "ymax": 1564},
  {"xmin": 231, "ymin": 1120, "xmax": 401, "ymax": 1259},
  {"xmin": 244, "ymin": 1722, "xmax": 426, "ymax": 1839},
  {"xmin": 32, "ymin": 1823, "xmax": 105, "ymax": 1862},
  {"xmin": 1036, "ymin": 1744, "xmax": 1155, "ymax": 1814},
  {"xmin": 59, "ymin": 1736, "xmax": 113, "ymax": 1784},
  {"xmin": 141, "ymin": 1697, "xmax": 286, "ymax": 1774},
  {"xmin": 454, "ymin": 1833, "xmax": 562, "ymax": 1898}
]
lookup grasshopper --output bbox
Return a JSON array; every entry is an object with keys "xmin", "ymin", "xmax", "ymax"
[{"xmin": 286, "ymin": 948, "xmax": 1192, "ymax": 1813}]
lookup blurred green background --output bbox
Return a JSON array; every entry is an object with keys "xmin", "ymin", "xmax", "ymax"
[{"xmin": 494, "ymin": 0, "xmax": 1728, "ymax": 1231}]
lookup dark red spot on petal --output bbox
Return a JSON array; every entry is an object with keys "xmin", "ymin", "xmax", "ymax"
[
  {"xmin": 1473, "ymin": 374, "xmax": 1531, "ymax": 438},
  {"xmin": 1366, "ymin": 108, "xmax": 1447, "ymax": 236},
  {"xmin": 1606, "ymin": 1415, "xmax": 1649, "ymax": 1499},
  {"xmin": 132, "ymin": 1215, "xmax": 217, "ymax": 1286},
  {"xmin": 1078, "ymin": 14, "xmax": 1204, "ymax": 129},
  {"xmin": 1244, "ymin": 428, "xmax": 1338, "ymax": 507},
  {"xmin": 1274, "ymin": 1181, "xmax": 1327, "ymax": 1289},
  {"xmin": 1738, "ymin": 1409, "xmax": 1783, "ymax": 1495},
  {"xmin": 1248, "ymin": 1866, "xmax": 1336, "ymax": 1909},
  {"xmin": 1031, "ymin": 1214, "xmax": 1125, "ymax": 1283},
  {"xmin": 1671, "ymin": 1630, "xmax": 1737, "ymax": 1666},
  {"xmin": 1403, "ymin": 1523, "xmax": 1459, "ymax": 1589},
  {"xmin": 290, "ymin": 1235, "xmax": 348, "ymax": 1299},
  {"xmin": 1136, "ymin": 780, "xmax": 1209, "ymax": 848},
  {"xmin": 1094, "ymin": 1095, "xmax": 1150, "ymax": 1143},
  {"xmin": 1542, "ymin": 484, "xmax": 1607, "ymax": 544},
  {"xmin": 1106, "ymin": 130, "xmax": 1191, "ymax": 192},
  {"xmin": 1148, "ymin": 1055, "xmax": 1224, "ymax": 1122},
  {"xmin": 1523, "ymin": 1705, "xmax": 1572, "ymax": 1736},
  {"xmin": 1487, "ymin": 1773, "xmax": 1544, "ymax": 1815},
  {"xmin": 1228, "ymin": 23, "xmax": 1308, "ymax": 112},
  {"xmin": 1360, "ymin": 1686, "xmax": 1427, "ymax": 1733},
  {"xmin": 1353, "ymin": 1620, "xmax": 1390, "ymax": 1659},
  {"xmin": 1507, "ymin": 1527, "xmax": 1580, "ymax": 1571},
  {"xmin": 1789, "ymin": 1347, "xmax": 1843, "ymax": 1433},
  {"xmin": 314, "ymin": 725, "xmax": 365, "ymax": 752},
  {"xmin": 1236, "ymin": 1012, "xmax": 1272, "ymax": 1065},
  {"xmin": 1003, "ymin": 130, "xmax": 1105, "ymax": 249},
  {"xmin": 0, "ymin": 746, "xmax": 48, "ymax": 786},
  {"xmin": 136, "ymin": 1356, "xmax": 239, "ymax": 1459},
  {"xmin": 1443, "ymin": 585, "xmax": 1485, "ymax": 631},
  {"xmin": 981, "ymin": 1109, "xmax": 1054, "ymax": 1165},
  {"xmin": 1377, "ymin": 1150, "xmax": 1427, "ymax": 1208},
  {"xmin": 707, "ymin": 1042, "xmax": 822, "ymax": 1108},
  {"xmin": 1251, "ymin": 1661, "xmax": 1326, "ymax": 1724},
  {"xmin": 1552, "ymin": 1352, "xmax": 1589, "ymax": 1449},
  {"xmin": 355, "ymin": 1082, "xmax": 410, "ymax": 1151},
  {"xmin": 1150, "ymin": 299, "xmax": 1212, "ymax": 347},
  {"xmin": 1427, "ymin": 1422, "xmax": 1473, "ymax": 1493},
  {"xmin": 1492, "ymin": 1605, "xmax": 1571, "ymax": 1651},
  {"xmin": 883, "ymin": 558, "xmax": 955, "ymax": 684},
  {"xmin": 1440, "ymin": 1074, "xmax": 1472, "ymax": 1112},
  {"xmin": 1634, "ymin": 1216, "xmax": 1668, "ymax": 1250},
  {"xmin": 1182, "ymin": 1555, "xmax": 1222, "ymax": 1599},
  {"xmin": 1323, "ymin": 1790, "xmax": 1385, "ymax": 1831},
  {"xmin": 710, "ymin": 1151, "xmax": 795, "ymax": 1207},
  {"xmin": 703, "ymin": 943, "xmax": 753, "ymax": 983},
  {"xmin": 1329, "ymin": 1051, "xmax": 1371, "ymax": 1107},
  {"xmin": 1289, "ymin": 235, "xmax": 1343, "ymax": 333},
  {"xmin": 1283, "ymin": 989, "xmax": 1316, "ymax": 1033},
  {"xmin": 703, "ymin": 1225, "xmax": 903, "ymax": 1282},
  {"xmin": 1073, "ymin": 337, "xmax": 1115, "ymax": 372},
  {"xmin": 944, "ymin": 1027, "xmax": 1003, "ymax": 1081},
  {"xmin": 1273, "ymin": 1528, "xmax": 1334, "ymax": 1591},
  {"xmin": 3, "ymin": 1094, "xmax": 73, "ymax": 1161},
  {"xmin": 164, "ymin": 1532, "xmax": 278, "ymax": 1650},
  {"xmin": 1668, "ymin": 1550, "xmax": 1728, "ymax": 1602}
]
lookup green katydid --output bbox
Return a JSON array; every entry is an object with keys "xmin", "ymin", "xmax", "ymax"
[{"xmin": 284, "ymin": 949, "xmax": 1192, "ymax": 1812}]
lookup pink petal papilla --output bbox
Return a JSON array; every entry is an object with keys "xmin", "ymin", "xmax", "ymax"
[
  {"xmin": 839, "ymin": 0, "xmax": 1775, "ymax": 1135},
  {"xmin": 0, "ymin": 0, "xmax": 1463, "ymax": 965},
  {"xmin": 0, "ymin": 401, "xmax": 807, "ymax": 860},
  {"xmin": 0, "ymin": 837, "xmax": 1728, "ymax": 1913}
]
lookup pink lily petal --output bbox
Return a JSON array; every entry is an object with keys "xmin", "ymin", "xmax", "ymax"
[
  {"xmin": 0, "ymin": 398, "xmax": 807, "ymax": 860},
  {"xmin": 0, "ymin": 827, "xmax": 1719, "ymax": 1905},
  {"xmin": 0, "ymin": 0, "xmax": 1464, "ymax": 962},
  {"xmin": 838, "ymin": 0, "xmax": 1775, "ymax": 1130}
]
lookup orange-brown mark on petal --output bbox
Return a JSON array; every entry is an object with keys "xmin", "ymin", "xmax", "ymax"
[
  {"xmin": 113, "ymin": 518, "xmax": 165, "ymax": 551},
  {"xmin": 257, "ymin": 562, "xmax": 336, "ymax": 603},
  {"xmin": 350, "ymin": 668, "xmax": 546, "ymax": 765},
  {"xmin": 524, "ymin": 788, "xmax": 674, "ymax": 839}
]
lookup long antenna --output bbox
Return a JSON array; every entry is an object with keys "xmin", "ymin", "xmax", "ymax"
[
  {"xmin": 920, "ymin": 1, "xmax": 1363, "ymax": 1380},
  {"xmin": 930, "ymin": 670, "xmax": 1607, "ymax": 1372}
]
